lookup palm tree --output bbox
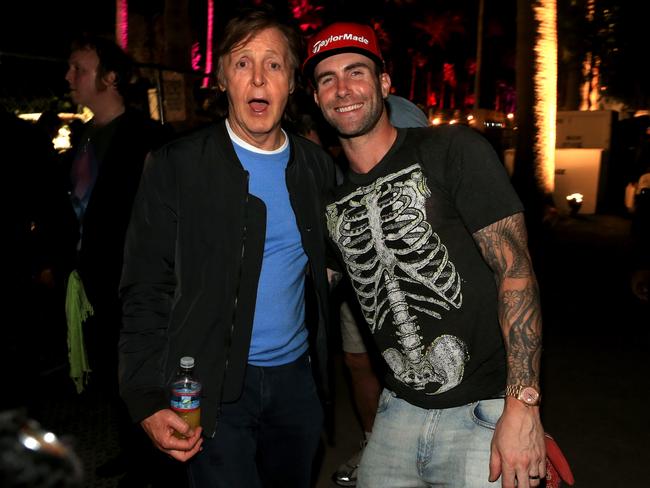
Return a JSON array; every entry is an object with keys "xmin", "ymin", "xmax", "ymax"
[
  {"xmin": 162, "ymin": 0, "xmax": 197, "ymax": 129},
  {"xmin": 408, "ymin": 9, "xmax": 465, "ymax": 107},
  {"xmin": 512, "ymin": 0, "xmax": 558, "ymax": 244}
]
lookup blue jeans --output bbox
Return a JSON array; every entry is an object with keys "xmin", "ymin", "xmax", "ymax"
[
  {"xmin": 358, "ymin": 389, "xmax": 504, "ymax": 487},
  {"xmin": 188, "ymin": 352, "xmax": 323, "ymax": 488}
]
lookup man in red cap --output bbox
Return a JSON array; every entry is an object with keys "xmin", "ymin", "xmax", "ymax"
[{"xmin": 305, "ymin": 22, "xmax": 547, "ymax": 488}]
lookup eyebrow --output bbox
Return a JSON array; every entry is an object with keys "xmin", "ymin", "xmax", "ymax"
[
  {"xmin": 315, "ymin": 61, "xmax": 373, "ymax": 83},
  {"xmin": 230, "ymin": 46, "xmax": 283, "ymax": 58}
]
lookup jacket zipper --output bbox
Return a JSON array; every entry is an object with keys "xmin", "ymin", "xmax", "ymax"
[
  {"xmin": 211, "ymin": 171, "xmax": 250, "ymax": 437},
  {"xmin": 285, "ymin": 157, "xmax": 331, "ymax": 404}
]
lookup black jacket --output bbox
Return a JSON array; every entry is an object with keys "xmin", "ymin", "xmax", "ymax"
[
  {"xmin": 76, "ymin": 109, "xmax": 168, "ymax": 314},
  {"xmin": 119, "ymin": 121, "xmax": 335, "ymax": 437}
]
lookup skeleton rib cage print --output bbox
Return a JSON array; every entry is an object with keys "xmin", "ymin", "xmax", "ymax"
[{"xmin": 327, "ymin": 164, "xmax": 469, "ymax": 394}]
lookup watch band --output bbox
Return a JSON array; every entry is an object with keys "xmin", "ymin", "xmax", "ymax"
[{"xmin": 504, "ymin": 385, "xmax": 524, "ymax": 398}]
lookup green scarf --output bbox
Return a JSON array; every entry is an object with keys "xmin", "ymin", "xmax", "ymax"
[{"xmin": 65, "ymin": 270, "xmax": 94, "ymax": 393}]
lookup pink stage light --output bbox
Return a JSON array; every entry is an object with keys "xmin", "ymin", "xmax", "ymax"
[
  {"xmin": 116, "ymin": 0, "xmax": 128, "ymax": 50},
  {"xmin": 202, "ymin": 0, "xmax": 214, "ymax": 88}
]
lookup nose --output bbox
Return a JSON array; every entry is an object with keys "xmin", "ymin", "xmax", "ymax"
[
  {"xmin": 335, "ymin": 78, "xmax": 350, "ymax": 98},
  {"xmin": 251, "ymin": 65, "xmax": 265, "ymax": 87},
  {"xmin": 65, "ymin": 67, "xmax": 73, "ymax": 85}
]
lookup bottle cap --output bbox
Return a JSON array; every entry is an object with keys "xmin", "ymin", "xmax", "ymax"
[{"xmin": 180, "ymin": 356, "xmax": 194, "ymax": 369}]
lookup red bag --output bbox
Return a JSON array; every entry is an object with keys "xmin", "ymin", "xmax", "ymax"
[{"xmin": 544, "ymin": 433, "xmax": 575, "ymax": 487}]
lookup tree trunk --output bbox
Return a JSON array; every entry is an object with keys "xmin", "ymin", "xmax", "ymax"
[
  {"xmin": 512, "ymin": 0, "xmax": 557, "ymax": 251},
  {"xmin": 162, "ymin": 0, "xmax": 197, "ymax": 130},
  {"xmin": 474, "ymin": 0, "xmax": 484, "ymax": 110}
]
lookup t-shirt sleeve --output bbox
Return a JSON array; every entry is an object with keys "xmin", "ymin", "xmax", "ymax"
[{"xmin": 445, "ymin": 126, "xmax": 524, "ymax": 233}]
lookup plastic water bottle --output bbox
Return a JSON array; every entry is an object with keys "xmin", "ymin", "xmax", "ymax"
[{"xmin": 170, "ymin": 356, "xmax": 201, "ymax": 438}]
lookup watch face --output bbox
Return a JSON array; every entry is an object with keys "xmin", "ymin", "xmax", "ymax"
[{"xmin": 521, "ymin": 387, "xmax": 540, "ymax": 405}]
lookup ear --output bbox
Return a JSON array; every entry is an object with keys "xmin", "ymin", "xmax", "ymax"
[
  {"xmin": 216, "ymin": 60, "xmax": 227, "ymax": 92},
  {"xmin": 103, "ymin": 70, "xmax": 118, "ymax": 89},
  {"xmin": 380, "ymin": 73, "xmax": 391, "ymax": 99},
  {"xmin": 289, "ymin": 78, "xmax": 295, "ymax": 95}
]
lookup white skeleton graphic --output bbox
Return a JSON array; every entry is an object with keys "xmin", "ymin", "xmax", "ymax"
[{"xmin": 327, "ymin": 164, "xmax": 469, "ymax": 393}]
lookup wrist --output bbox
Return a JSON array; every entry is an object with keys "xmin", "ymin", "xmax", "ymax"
[{"xmin": 504, "ymin": 395, "xmax": 540, "ymax": 413}]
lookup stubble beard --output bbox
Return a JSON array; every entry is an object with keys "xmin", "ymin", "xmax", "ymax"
[{"xmin": 326, "ymin": 86, "xmax": 384, "ymax": 139}]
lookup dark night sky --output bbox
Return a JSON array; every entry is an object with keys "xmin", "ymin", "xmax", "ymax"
[
  {"xmin": 1, "ymin": 1, "xmax": 646, "ymax": 110},
  {"xmin": 2, "ymin": 0, "xmax": 509, "ymax": 108},
  {"xmin": 0, "ymin": 0, "xmax": 514, "ymax": 61},
  {"xmin": 1, "ymin": 1, "xmax": 116, "ymax": 57}
]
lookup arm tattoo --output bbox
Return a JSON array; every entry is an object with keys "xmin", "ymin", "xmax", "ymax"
[{"xmin": 473, "ymin": 213, "xmax": 542, "ymax": 388}]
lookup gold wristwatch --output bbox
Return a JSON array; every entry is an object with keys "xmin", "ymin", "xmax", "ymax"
[{"xmin": 505, "ymin": 385, "xmax": 541, "ymax": 406}]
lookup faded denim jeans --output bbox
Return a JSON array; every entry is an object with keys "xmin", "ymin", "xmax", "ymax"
[{"xmin": 358, "ymin": 389, "xmax": 504, "ymax": 487}]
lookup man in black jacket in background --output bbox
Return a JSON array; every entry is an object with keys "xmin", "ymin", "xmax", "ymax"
[{"xmin": 64, "ymin": 35, "xmax": 168, "ymax": 484}]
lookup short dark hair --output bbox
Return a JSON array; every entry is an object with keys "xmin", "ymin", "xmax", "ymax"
[
  {"xmin": 71, "ymin": 35, "xmax": 134, "ymax": 97},
  {"xmin": 216, "ymin": 7, "xmax": 302, "ymax": 87}
]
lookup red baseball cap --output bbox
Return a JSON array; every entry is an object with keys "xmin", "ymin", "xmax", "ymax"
[{"xmin": 302, "ymin": 22, "xmax": 384, "ymax": 80}]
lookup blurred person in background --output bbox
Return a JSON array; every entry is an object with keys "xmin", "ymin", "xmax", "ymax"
[
  {"xmin": 628, "ymin": 122, "xmax": 650, "ymax": 303},
  {"xmin": 2, "ymin": 106, "xmax": 77, "ymax": 410},
  {"xmin": 63, "ymin": 34, "xmax": 169, "ymax": 485}
]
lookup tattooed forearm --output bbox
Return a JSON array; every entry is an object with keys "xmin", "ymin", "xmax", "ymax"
[
  {"xmin": 502, "ymin": 286, "xmax": 543, "ymax": 386},
  {"xmin": 473, "ymin": 213, "xmax": 542, "ymax": 387}
]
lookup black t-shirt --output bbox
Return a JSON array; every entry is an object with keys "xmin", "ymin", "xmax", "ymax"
[{"xmin": 326, "ymin": 125, "xmax": 524, "ymax": 409}]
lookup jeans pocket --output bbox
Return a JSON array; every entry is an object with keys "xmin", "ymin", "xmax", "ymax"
[
  {"xmin": 375, "ymin": 388, "xmax": 394, "ymax": 414},
  {"xmin": 470, "ymin": 398, "xmax": 504, "ymax": 431}
]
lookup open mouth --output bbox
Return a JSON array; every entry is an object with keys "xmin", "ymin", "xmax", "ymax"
[
  {"xmin": 249, "ymin": 98, "xmax": 269, "ymax": 113},
  {"xmin": 335, "ymin": 103, "xmax": 363, "ymax": 113}
]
